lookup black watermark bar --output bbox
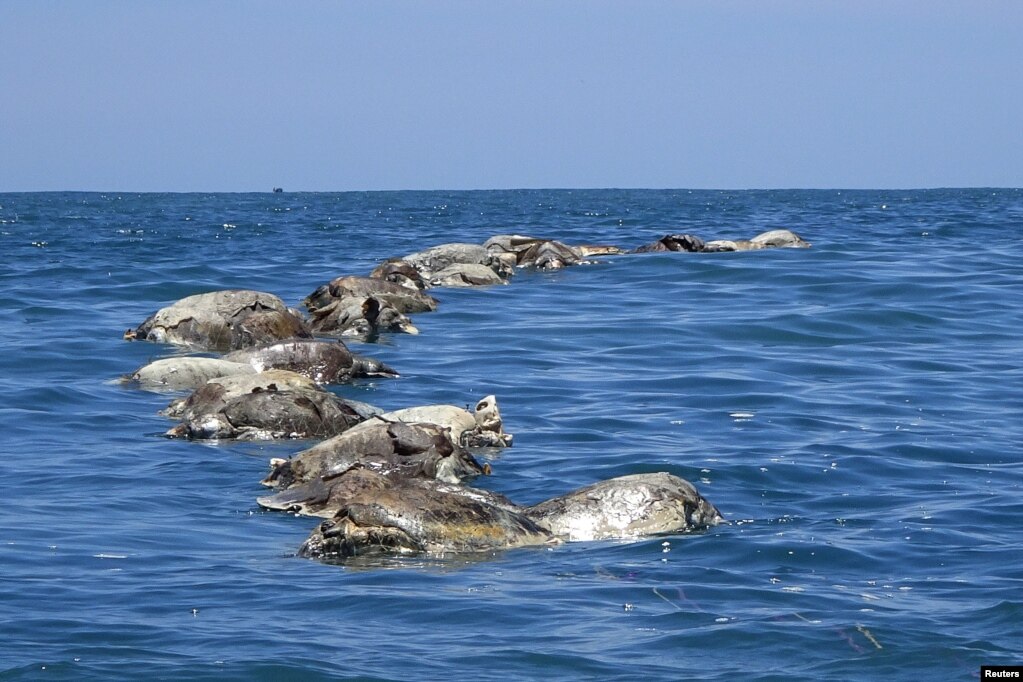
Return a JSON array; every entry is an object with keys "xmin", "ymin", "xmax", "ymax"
[{"xmin": 981, "ymin": 667, "xmax": 1023, "ymax": 679}]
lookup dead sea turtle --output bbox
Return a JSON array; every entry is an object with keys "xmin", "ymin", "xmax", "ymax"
[
  {"xmin": 260, "ymin": 420, "xmax": 486, "ymax": 492},
  {"xmin": 369, "ymin": 243, "xmax": 512, "ymax": 289},
  {"xmin": 427, "ymin": 263, "xmax": 508, "ymax": 287},
  {"xmin": 308, "ymin": 296, "xmax": 420, "ymax": 339},
  {"xmin": 749, "ymin": 229, "xmax": 811, "ymax": 249},
  {"xmin": 305, "ymin": 275, "xmax": 438, "ymax": 314},
  {"xmin": 125, "ymin": 290, "xmax": 311, "ymax": 351},
  {"xmin": 485, "ymin": 234, "xmax": 622, "ymax": 270},
  {"xmin": 297, "ymin": 472, "xmax": 555, "ymax": 560},
  {"xmin": 515, "ymin": 239, "xmax": 584, "ymax": 270},
  {"xmin": 161, "ymin": 369, "xmax": 345, "ymax": 420},
  {"xmin": 367, "ymin": 261, "xmax": 430, "ymax": 291},
  {"xmin": 348, "ymin": 395, "xmax": 512, "ymax": 448},
  {"xmin": 258, "ymin": 465, "xmax": 516, "ymax": 519},
  {"xmin": 634, "ymin": 234, "xmax": 707, "ymax": 253},
  {"xmin": 124, "ymin": 356, "xmax": 256, "ymax": 392},
  {"xmin": 524, "ymin": 472, "xmax": 724, "ymax": 542},
  {"xmin": 223, "ymin": 339, "xmax": 398, "ymax": 384},
  {"xmin": 165, "ymin": 385, "xmax": 372, "ymax": 441}
]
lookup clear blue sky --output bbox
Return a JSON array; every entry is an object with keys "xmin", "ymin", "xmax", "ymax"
[{"xmin": 2, "ymin": 1, "xmax": 1021, "ymax": 191}]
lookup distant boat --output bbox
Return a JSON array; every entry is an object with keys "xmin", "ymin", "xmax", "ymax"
[{"xmin": 272, "ymin": 187, "xmax": 283, "ymax": 193}]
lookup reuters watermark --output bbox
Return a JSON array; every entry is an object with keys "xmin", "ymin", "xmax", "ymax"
[{"xmin": 982, "ymin": 667, "xmax": 1023, "ymax": 679}]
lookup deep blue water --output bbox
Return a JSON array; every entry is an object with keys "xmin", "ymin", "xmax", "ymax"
[{"xmin": 1, "ymin": 189, "xmax": 1021, "ymax": 681}]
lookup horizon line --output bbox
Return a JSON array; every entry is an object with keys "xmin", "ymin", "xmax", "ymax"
[{"xmin": 2, "ymin": 185, "xmax": 1020, "ymax": 195}]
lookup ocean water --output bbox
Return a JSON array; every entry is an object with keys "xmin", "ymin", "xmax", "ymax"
[{"xmin": 0, "ymin": 189, "xmax": 1021, "ymax": 681}]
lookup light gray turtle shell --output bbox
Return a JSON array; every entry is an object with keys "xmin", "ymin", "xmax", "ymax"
[
  {"xmin": 126, "ymin": 357, "xmax": 256, "ymax": 392},
  {"xmin": 346, "ymin": 395, "xmax": 512, "ymax": 447},
  {"xmin": 223, "ymin": 339, "xmax": 398, "ymax": 384},
  {"xmin": 525, "ymin": 473, "xmax": 724, "ymax": 541},
  {"xmin": 749, "ymin": 229, "xmax": 811, "ymax": 248}
]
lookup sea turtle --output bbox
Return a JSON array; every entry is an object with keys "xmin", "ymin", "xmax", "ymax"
[
  {"xmin": 633, "ymin": 234, "xmax": 707, "ymax": 253},
  {"xmin": 485, "ymin": 235, "xmax": 624, "ymax": 270},
  {"xmin": 524, "ymin": 472, "xmax": 724, "ymax": 542},
  {"xmin": 161, "ymin": 369, "xmax": 348, "ymax": 420},
  {"xmin": 308, "ymin": 296, "xmax": 420, "ymax": 339},
  {"xmin": 124, "ymin": 356, "xmax": 256, "ymax": 392},
  {"xmin": 749, "ymin": 229, "xmax": 811, "ymax": 249},
  {"xmin": 367, "ymin": 261, "xmax": 430, "ymax": 291},
  {"xmin": 257, "ymin": 465, "xmax": 518, "ymax": 520},
  {"xmin": 297, "ymin": 472, "xmax": 555, "ymax": 560},
  {"xmin": 428, "ymin": 263, "xmax": 508, "ymax": 287},
  {"xmin": 260, "ymin": 420, "xmax": 486, "ymax": 492},
  {"xmin": 369, "ymin": 243, "xmax": 512, "ymax": 288},
  {"xmin": 304, "ymin": 275, "xmax": 438, "ymax": 314},
  {"xmin": 125, "ymin": 290, "xmax": 311, "ymax": 351},
  {"xmin": 223, "ymin": 339, "xmax": 398, "ymax": 384},
  {"xmin": 348, "ymin": 395, "xmax": 512, "ymax": 448},
  {"xmin": 515, "ymin": 239, "xmax": 585, "ymax": 270},
  {"xmin": 702, "ymin": 239, "xmax": 749, "ymax": 252},
  {"xmin": 165, "ymin": 385, "xmax": 372, "ymax": 441}
]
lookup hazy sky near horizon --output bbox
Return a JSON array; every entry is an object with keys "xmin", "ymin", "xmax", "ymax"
[{"xmin": 2, "ymin": 1, "xmax": 1021, "ymax": 192}]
